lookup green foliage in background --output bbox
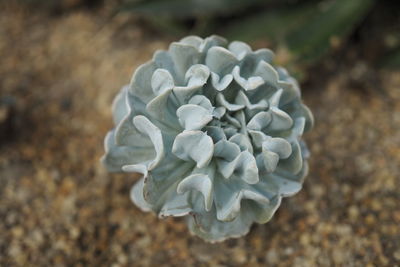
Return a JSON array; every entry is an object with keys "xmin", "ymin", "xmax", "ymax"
[
  {"xmin": 19, "ymin": 0, "xmax": 400, "ymax": 73},
  {"xmin": 119, "ymin": 0, "xmax": 376, "ymax": 69}
]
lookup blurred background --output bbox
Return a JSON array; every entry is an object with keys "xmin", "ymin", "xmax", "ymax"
[{"xmin": 0, "ymin": 0, "xmax": 399, "ymax": 266}]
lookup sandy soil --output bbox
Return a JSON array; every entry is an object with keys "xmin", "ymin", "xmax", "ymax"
[{"xmin": 0, "ymin": 4, "xmax": 399, "ymax": 266}]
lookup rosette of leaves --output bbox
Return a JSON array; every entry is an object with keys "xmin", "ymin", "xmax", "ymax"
[{"xmin": 102, "ymin": 35, "xmax": 313, "ymax": 242}]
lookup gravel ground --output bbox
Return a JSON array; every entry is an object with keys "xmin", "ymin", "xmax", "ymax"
[{"xmin": 0, "ymin": 4, "xmax": 399, "ymax": 267}]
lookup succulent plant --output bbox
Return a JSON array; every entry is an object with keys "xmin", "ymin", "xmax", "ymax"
[{"xmin": 102, "ymin": 35, "xmax": 313, "ymax": 242}]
